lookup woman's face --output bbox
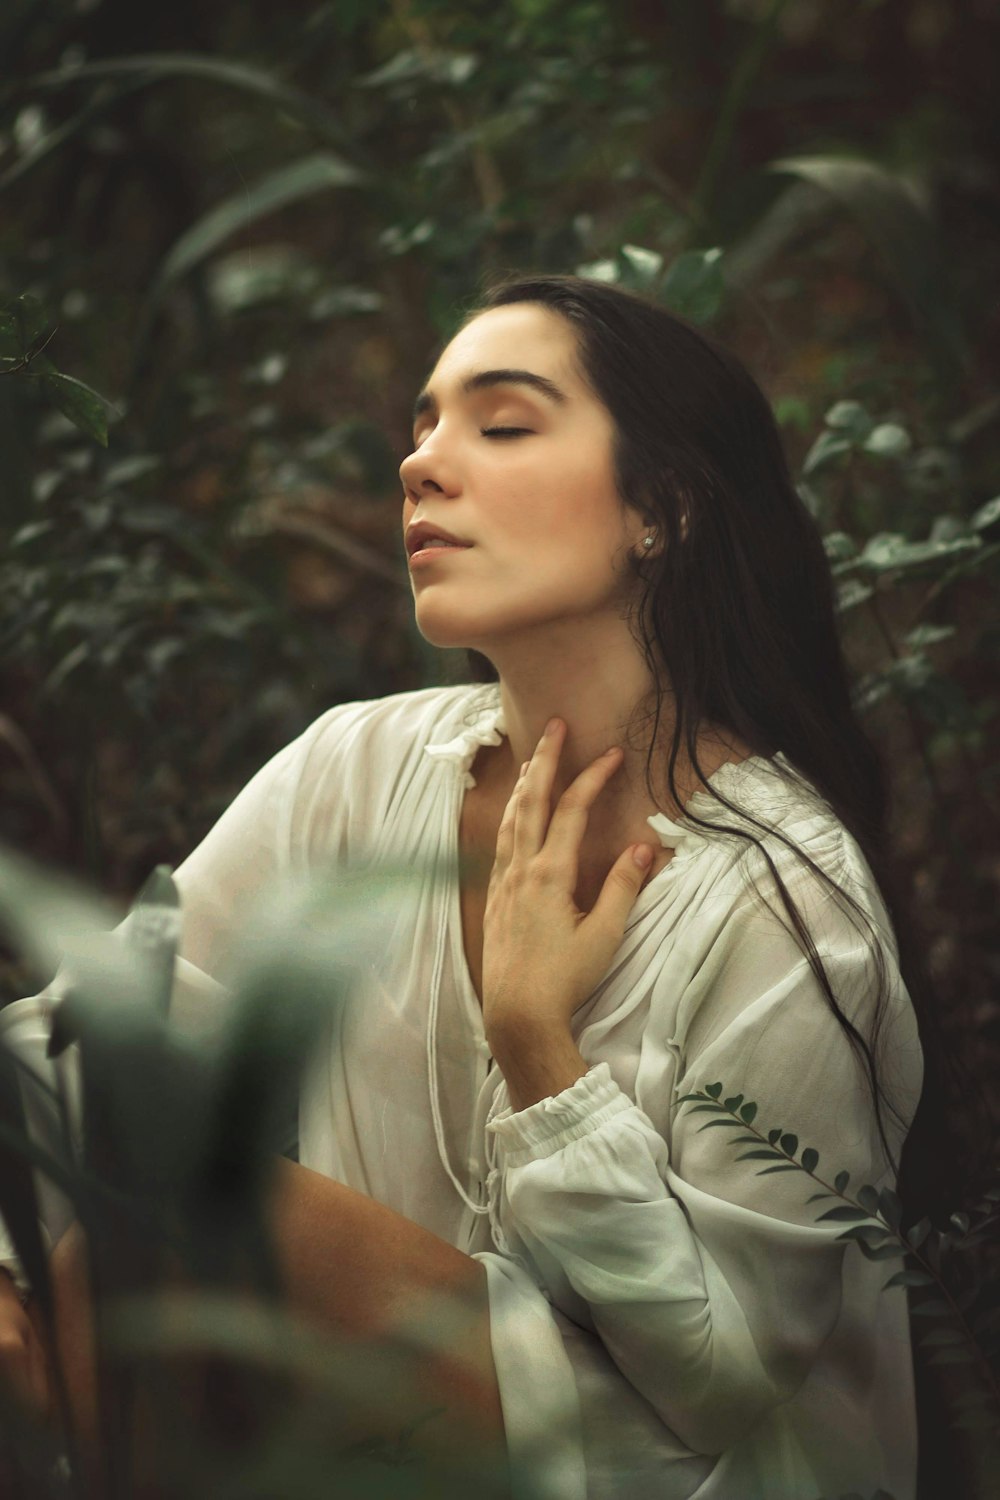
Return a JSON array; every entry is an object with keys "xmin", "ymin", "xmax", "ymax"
[{"xmin": 399, "ymin": 302, "xmax": 647, "ymax": 655}]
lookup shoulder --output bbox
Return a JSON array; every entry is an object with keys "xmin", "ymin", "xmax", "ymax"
[
  {"xmin": 289, "ymin": 682, "xmax": 478, "ymax": 779},
  {"xmin": 273, "ymin": 682, "xmax": 490, "ymax": 835},
  {"xmin": 676, "ymin": 757, "xmax": 900, "ymax": 998}
]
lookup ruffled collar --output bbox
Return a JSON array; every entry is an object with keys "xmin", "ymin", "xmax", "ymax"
[
  {"xmin": 424, "ymin": 682, "xmax": 820, "ymax": 858},
  {"xmin": 423, "ymin": 682, "xmax": 508, "ymax": 789}
]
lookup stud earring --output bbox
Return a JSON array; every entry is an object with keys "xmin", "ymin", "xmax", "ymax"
[{"xmin": 642, "ymin": 536, "xmax": 654, "ymax": 549}]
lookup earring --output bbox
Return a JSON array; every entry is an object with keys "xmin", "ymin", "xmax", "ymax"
[{"xmin": 642, "ymin": 536, "xmax": 654, "ymax": 549}]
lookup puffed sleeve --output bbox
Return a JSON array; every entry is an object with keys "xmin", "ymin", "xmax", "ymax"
[{"xmin": 485, "ymin": 901, "xmax": 924, "ymax": 1459}]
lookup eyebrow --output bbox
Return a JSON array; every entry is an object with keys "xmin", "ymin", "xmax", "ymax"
[{"xmin": 412, "ymin": 367, "xmax": 569, "ymax": 425}]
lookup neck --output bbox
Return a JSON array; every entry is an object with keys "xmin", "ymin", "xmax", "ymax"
[{"xmin": 477, "ymin": 632, "xmax": 733, "ymax": 829}]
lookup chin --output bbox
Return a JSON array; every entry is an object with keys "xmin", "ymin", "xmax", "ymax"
[
  {"xmin": 413, "ymin": 610, "xmax": 483, "ymax": 652},
  {"xmin": 411, "ymin": 592, "xmax": 483, "ymax": 643},
  {"xmin": 413, "ymin": 591, "xmax": 562, "ymax": 652}
]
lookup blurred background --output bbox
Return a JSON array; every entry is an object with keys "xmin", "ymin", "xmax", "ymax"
[
  {"xmin": 1, "ymin": 3, "xmax": 999, "ymax": 1492},
  {"xmin": 0, "ymin": 0, "xmax": 997, "ymax": 1107}
]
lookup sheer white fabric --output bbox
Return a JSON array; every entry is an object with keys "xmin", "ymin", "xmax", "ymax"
[{"xmin": 0, "ymin": 681, "xmax": 923, "ymax": 1500}]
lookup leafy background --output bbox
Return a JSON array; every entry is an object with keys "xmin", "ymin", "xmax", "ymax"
[{"xmin": 0, "ymin": 0, "xmax": 998, "ymax": 1492}]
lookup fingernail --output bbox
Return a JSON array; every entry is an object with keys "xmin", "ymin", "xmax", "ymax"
[
  {"xmin": 544, "ymin": 717, "xmax": 561, "ymax": 737},
  {"xmin": 633, "ymin": 844, "xmax": 653, "ymax": 868},
  {"xmin": 520, "ymin": 761, "xmax": 529, "ymax": 777}
]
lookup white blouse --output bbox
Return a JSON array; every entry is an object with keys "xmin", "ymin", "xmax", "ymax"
[{"xmin": 1, "ymin": 681, "xmax": 924, "ymax": 1500}]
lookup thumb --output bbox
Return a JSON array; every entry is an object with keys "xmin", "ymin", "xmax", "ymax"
[{"xmin": 595, "ymin": 843, "xmax": 654, "ymax": 921}]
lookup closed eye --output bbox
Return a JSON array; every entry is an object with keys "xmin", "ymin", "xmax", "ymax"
[{"xmin": 480, "ymin": 427, "xmax": 532, "ymax": 439}]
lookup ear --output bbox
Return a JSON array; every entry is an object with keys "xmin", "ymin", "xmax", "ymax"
[{"xmin": 637, "ymin": 512, "xmax": 686, "ymax": 556}]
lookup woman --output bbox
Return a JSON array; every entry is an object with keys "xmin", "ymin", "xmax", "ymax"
[{"xmin": 0, "ymin": 273, "xmax": 947, "ymax": 1498}]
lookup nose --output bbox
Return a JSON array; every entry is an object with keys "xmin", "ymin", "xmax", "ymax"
[
  {"xmin": 401, "ymin": 438, "xmax": 458, "ymax": 501},
  {"xmin": 399, "ymin": 446, "xmax": 447, "ymax": 500}
]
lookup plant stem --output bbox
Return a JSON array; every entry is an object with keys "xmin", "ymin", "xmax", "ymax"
[
  {"xmin": 690, "ymin": 0, "xmax": 792, "ymax": 226},
  {"xmin": 677, "ymin": 1089, "xmax": 1000, "ymax": 1414},
  {"xmin": 865, "ymin": 583, "xmax": 974, "ymax": 874},
  {"xmin": 0, "ymin": 325, "xmax": 59, "ymax": 375}
]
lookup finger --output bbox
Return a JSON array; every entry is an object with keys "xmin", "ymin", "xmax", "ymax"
[
  {"xmin": 587, "ymin": 841, "xmax": 655, "ymax": 936},
  {"xmin": 492, "ymin": 766, "xmax": 523, "ymax": 867},
  {"xmin": 539, "ymin": 746, "xmax": 624, "ymax": 873},
  {"xmin": 511, "ymin": 719, "xmax": 565, "ymax": 858}
]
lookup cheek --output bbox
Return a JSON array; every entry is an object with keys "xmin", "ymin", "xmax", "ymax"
[{"xmin": 498, "ymin": 462, "xmax": 610, "ymax": 537}]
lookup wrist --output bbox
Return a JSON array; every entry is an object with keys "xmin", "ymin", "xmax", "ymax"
[
  {"xmin": 487, "ymin": 1020, "xmax": 588, "ymax": 1114},
  {"xmin": 486, "ymin": 1011, "xmax": 571, "ymax": 1064}
]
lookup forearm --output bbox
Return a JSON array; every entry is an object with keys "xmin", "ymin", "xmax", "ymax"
[{"xmin": 487, "ymin": 1020, "xmax": 588, "ymax": 1113}]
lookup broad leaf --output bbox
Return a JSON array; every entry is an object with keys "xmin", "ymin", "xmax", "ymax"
[
  {"xmin": 658, "ymin": 248, "xmax": 725, "ymax": 324},
  {"xmin": 36, "ymin": 368, "xmax": 114, "ymax": 446},
  {"xmin": 149, "ymin": 153, "xmax": 366, "ymax": 307},
  {"xmin": 25, "ymin": 54, "xmax": 360, "ymax": 156},
  {"xmin": 767, "ymin": 154, "xmax": 965, "ymax": 377}
]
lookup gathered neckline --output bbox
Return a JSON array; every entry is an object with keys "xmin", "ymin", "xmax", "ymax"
[{"xmin": 423, "ymin": 681, "xmax": 807, "ymax": 864}]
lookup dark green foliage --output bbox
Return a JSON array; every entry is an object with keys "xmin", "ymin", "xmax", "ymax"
[
  {"xmin": 0, "ymin": 0, "xmax": 996, "ymax": 1492},
  {"xmin": 0, "ymin": 847, "xmax": 515, "ymax": 1498}
]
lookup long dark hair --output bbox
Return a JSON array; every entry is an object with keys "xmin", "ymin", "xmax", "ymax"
[{"xmin": 436, "ymin": 270, "xmax": 990, "ymax": 1232}]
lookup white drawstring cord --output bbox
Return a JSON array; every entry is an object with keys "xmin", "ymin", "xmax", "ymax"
[{"xmin": 426, "ymin": 773, "xmax": 490, "ymax": 1219}]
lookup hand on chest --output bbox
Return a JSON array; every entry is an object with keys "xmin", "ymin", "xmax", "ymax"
[{"xmin": 456, "ymin": 752, "xmax": 673, "ymax": 1012}]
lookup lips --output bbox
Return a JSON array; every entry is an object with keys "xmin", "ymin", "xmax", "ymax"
[{"xmin": 405, "ymin": 521, "xmax": 473, "ymax": 556}]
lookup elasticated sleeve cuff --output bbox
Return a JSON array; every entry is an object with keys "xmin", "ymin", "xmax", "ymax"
[{"xmin": 485, "ymin": 1061, "xmax": 635, "ymax": 1167}]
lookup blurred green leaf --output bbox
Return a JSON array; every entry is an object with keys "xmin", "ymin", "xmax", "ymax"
[
  {"xmin": 863, "ymin": 423, "xmax": 911, "ymax": 458},
  {"xmin": 859, "ymin": 532, "xmax": 982, "ymax": 574},
  {"xmin": 803, "ymin": 430, "xmax": 853, "ymax": 477},
  {"xmin": 824, "ymin": 401, "xmax": 873, "ymax": 439},
  {"xmin": 971, "ymin": 495, "xmax": 1000, "ymax": 532},
  {"xmin": 658, "ymin": 247, "xmax": 724, "ymax": 323},
  {"xmin": 768, "ymin": 154, "xmax": 966, "ymax": 378},
  {"xmin": 618, "ymin": 242, "xmax": 663, "ymax": 289},
  {"xmin": 575, "ymin": 256, "xmax": 619, "ymax": 284},
  {"xmin": 21, "ymin": 53, "xmax": 363, "ymax": 157},
  {"xmin": 0, "ymin": 293, "xmax": 52, "ymax": 360},
  {"xmin": 34, "ymin": 368, "xmax": 114, "ymax": 447},
  {"xmin": 0, "ymin": 840, "xmax": 118, "ymax": 986},
  {"xmin": 0, "ymin": 82, "xmax": 148, "ymax": 194},
  {"xmin": 147, "ymin": 153, "xmax": 367, "ymax": 317}
]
